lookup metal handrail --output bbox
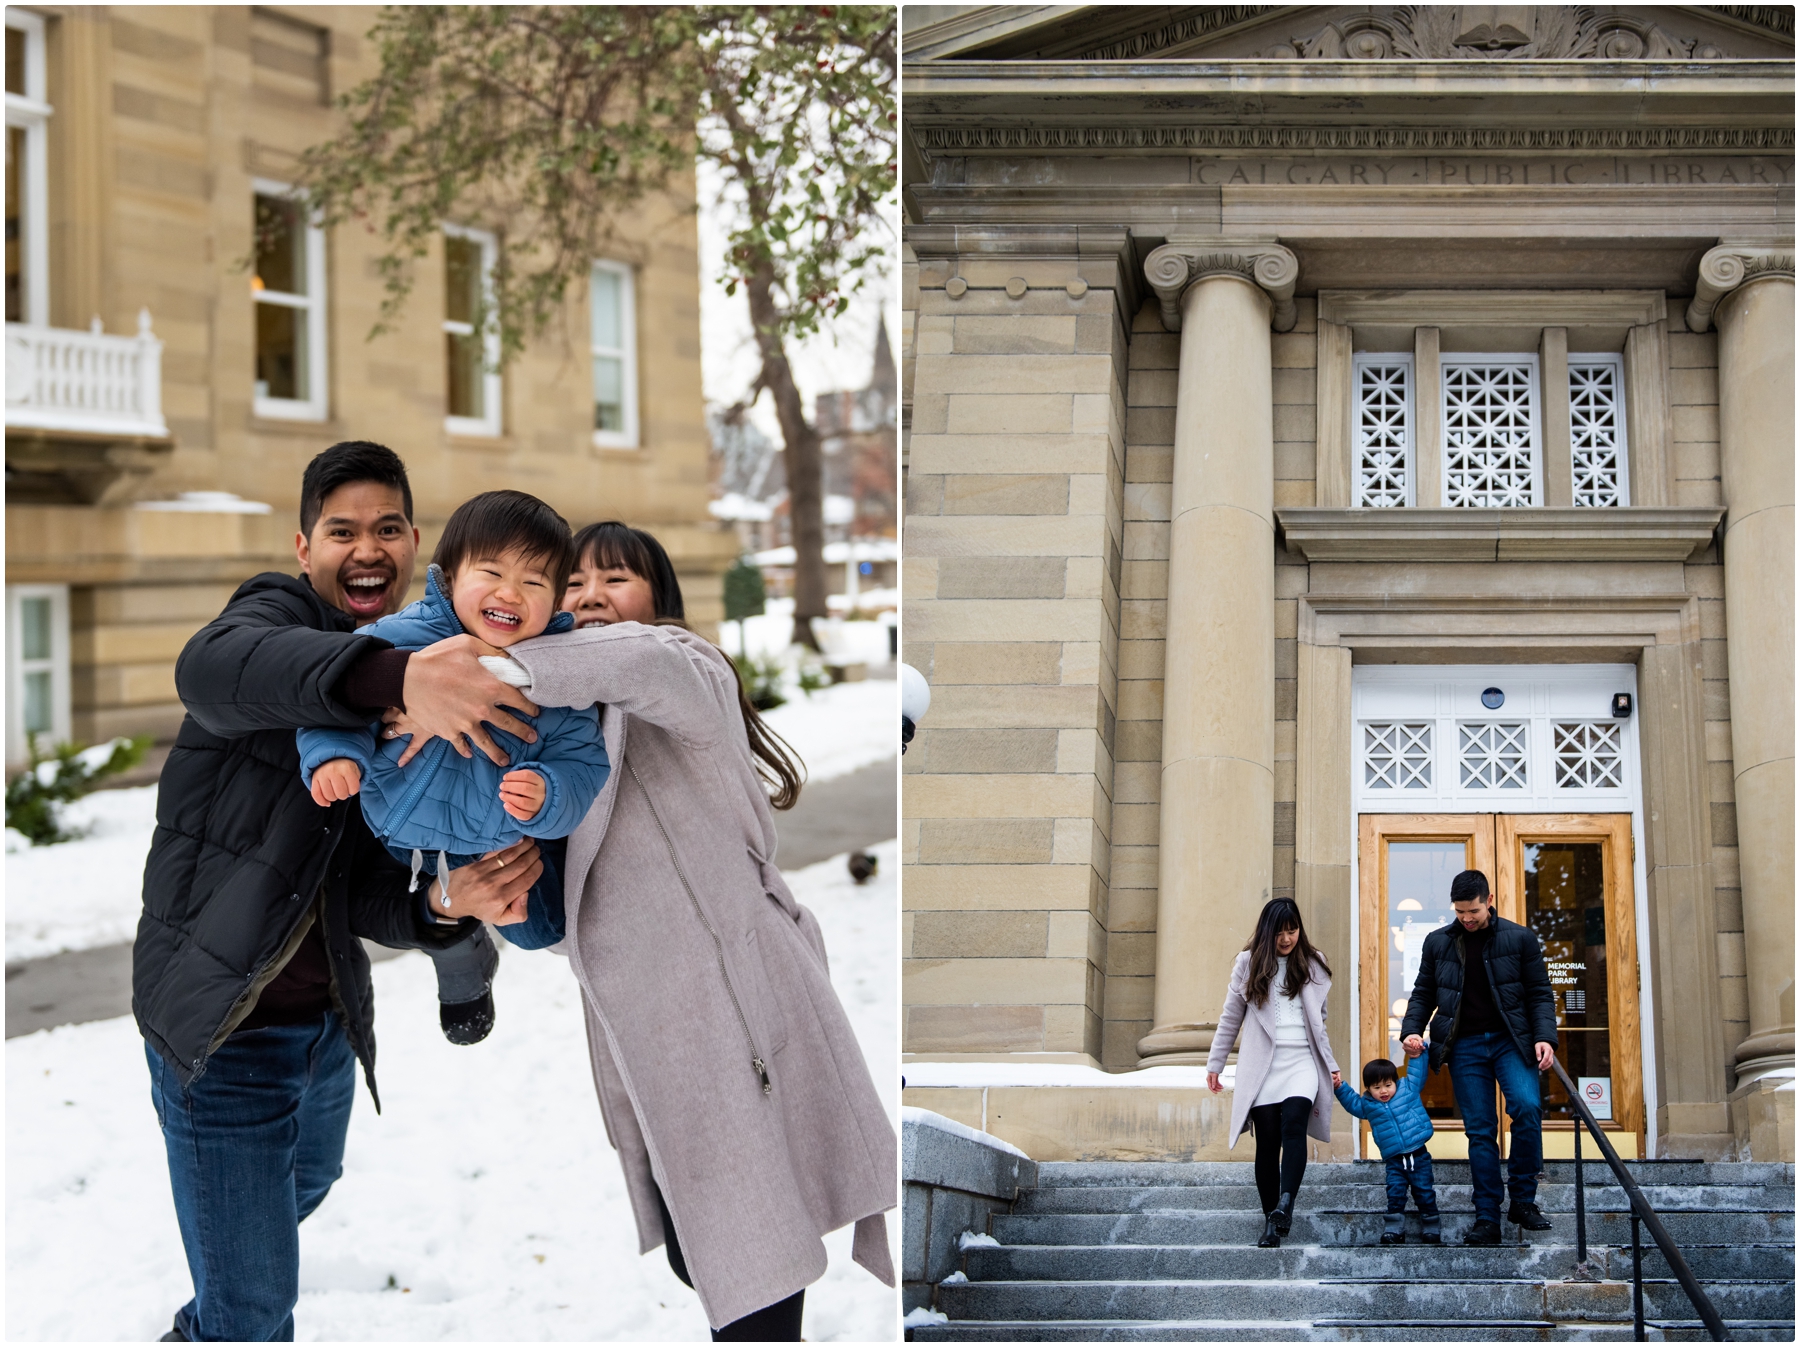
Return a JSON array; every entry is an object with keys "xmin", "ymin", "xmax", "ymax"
[{"xmin": 1551, "ymin": 1058, "xmax": 1728, "ymax": 1342}]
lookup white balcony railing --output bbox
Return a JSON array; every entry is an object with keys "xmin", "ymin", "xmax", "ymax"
[{"xmin": 5, "ymin": 311, "xmax": 167, "ymax": 438}]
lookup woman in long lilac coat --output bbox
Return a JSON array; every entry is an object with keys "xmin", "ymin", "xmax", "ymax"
[
  {"xmin": 508, "ymin": 524, "xmax": 896, "ymax": 1337},
  {"xmin": 1206, "ymin": 897, "xmax": 1341, "ymax": 1248}
]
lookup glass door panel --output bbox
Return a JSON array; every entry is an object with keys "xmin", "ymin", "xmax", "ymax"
[
  {"xmin": 1358, "ymin": 815, "xmax": 1497, "ymax": 1156},
  {"xmin": 1496, "ymin": 814, "xmax": 1642, "ymax": 1151}
]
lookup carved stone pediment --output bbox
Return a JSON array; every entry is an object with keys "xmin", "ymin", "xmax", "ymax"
[{"xmin": 1268, "ymin": 7, "xmax": 1740, "ymax": 60}]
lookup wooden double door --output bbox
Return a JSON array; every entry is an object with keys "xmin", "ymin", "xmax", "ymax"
[{"xmin": 1357, "ymin": 813, "xmax": 1644, "ymax": 1158}]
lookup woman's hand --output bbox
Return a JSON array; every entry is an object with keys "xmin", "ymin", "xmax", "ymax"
[
  {"xmin": 401, "ymin": 634, "xmax": 542, "ymax": 766},
  {"xmin": 429, "ymin": 838, "xmax": 541, "ymax": 926},
  {"xmin": 1206, "ymin": 1071, "xmax": 1223, "ymax": 1094}
]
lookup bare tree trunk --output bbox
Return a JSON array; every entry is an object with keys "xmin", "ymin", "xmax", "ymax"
[{"xmin": 745, "ymin": 265, "xmax": 826, "ymax": 649}]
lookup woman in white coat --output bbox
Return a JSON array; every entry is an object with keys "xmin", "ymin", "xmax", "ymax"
[{"xmin": 1206, "ymin": 897, "xmax": 1342, "ymax": 1248}]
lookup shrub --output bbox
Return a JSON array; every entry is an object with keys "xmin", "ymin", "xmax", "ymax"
[
  {"xmin": 732, "ymin": 653, "xmax": 788, "ymax": 712},
  {"xmin": 6, "ymin": 735, "xmax": 152, "ymax": 846}
]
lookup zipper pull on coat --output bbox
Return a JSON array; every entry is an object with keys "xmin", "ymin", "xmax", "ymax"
[{"xmin": 754, "ymin": 1057, "xmax": 771, "ymax": 1095}]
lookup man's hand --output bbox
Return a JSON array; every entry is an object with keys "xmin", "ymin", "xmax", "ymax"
[
  {"xmin": 1535, "ymin": 1041, "xmax": 1557, "ymax": 1071},
  {"xmin": 400, "ymin": 634, "xmax": 541, "ymax": 767},
  {"xmin": 1331, "ymin": 1070, "xmax": 1344, "ymax": 1089},
  {"xmin": 1402, "ymin": 1034, "xmax": 1425, "ymax": 1058},
  {"xmin": 428, "ymin": 838, "xmax": 542, "ymax": 926},
  {"xmin": 309, "ymin": 759, "xmax": 362, "ymax": 807},
  {"xmin": 1206, "ymin": 1071, "xmax": 1224, "ymax": 1094},
  {"xmin": 499, "ymin": 768, "xmax": 546, "ymax": 821}
]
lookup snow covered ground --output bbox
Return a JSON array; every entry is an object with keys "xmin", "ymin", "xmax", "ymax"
[
  {"xmin": 6, "ymin": 840, "xmax": 899, "ymax": 1341},
  {"xmin": 5, "ymin": 680, "xmax": 893, "ymax": 966}
]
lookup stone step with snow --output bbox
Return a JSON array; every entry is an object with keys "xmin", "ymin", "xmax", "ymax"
[{"xmin": 912, "ymin": 1158, "xmax": 1797, "ymax": 1343}]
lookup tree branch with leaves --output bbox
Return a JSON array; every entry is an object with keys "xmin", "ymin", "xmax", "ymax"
[{"xmin": 291, "ymin": 5, "xmax": 896, "ymax": 646}]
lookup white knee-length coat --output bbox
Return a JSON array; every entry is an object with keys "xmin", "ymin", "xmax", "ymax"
[
  {"xmin": 1205, "ymin": 950, "xmax": 1340, "ymax": 1149},
  {"xmin": 509, "ymin": 622, "xmax": 895, "ymax": 1329}
]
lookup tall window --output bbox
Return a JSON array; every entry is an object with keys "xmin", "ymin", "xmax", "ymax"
[
  {"xmin": 1441, "ymin": 355, "xmax": 1541, "ymax": 508},
  {"xmin": 5, "ymin": 7, "xmax": 49, "ymax": 325},
  {"xmin": 590, "ymin": 260, "xmax": 638, "ymax": 448},
  {"xmin": 443, "ymin": 224, "xmax": 501, "ymax": 436},
  {"xmin": 251, "ymin": 181, "xmax": 328, "ymax": 419},
  {"xmin": 1568, "ymin": 355, "xmax": 1629, "ymax": 507},
  {"xmin": 1353, "ymin": 353, "xmax": 1413, "ymax": 507},
  {"xmin": 6, "ymin": 583, "xmax": 69, "ymax": 761}
]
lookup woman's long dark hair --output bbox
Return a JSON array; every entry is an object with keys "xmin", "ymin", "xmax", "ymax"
[
  {"xmin": 1242, "ymin": 897, "xmax": 1331, "ymax": 1006},
  {"xmin": 571, "ymin": 521, "xmax": 805, "ymax": 811}
]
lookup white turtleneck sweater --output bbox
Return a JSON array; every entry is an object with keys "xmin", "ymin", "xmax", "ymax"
[{"xmin": 1271, "ymin": 955, "xmax": 1308, "ymax": 1045}]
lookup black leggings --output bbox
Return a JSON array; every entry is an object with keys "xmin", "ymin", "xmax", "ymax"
[
  {"xmin": 656, "ymin": 1186, "xmax": 804, "ymax": 1342},
  {"xmin": 1248, "ymin": 1095, "xmax": 1313, "ymax": 1214}
]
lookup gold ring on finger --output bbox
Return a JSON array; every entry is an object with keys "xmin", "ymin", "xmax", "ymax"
[{"xmin": 495, "ymin": 856, "xmax": 506, "ymax": 868}]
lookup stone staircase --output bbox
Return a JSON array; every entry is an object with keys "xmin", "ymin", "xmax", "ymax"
[{"xmin": 910, "ymin": 1159, "xmax": 1796, "ymax": 1341}]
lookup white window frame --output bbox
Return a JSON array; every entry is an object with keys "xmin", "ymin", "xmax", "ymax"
[
  {"xmin": 6, "ymin": 7, "xmax": 51, "ymax": 326},
  {"xmin": 442, "ymin": 222, "xmax": 502, "ymax": 438},
  {"xmin": 6, "ymin": 582, "xmax": 70, "ymax": 762},
  {"xmin": 250, "ymin": 178, "xmax": 329, "ymax": 421},
  {"xmin": 589, "ymin": 258, "xmax": 639, "ymax": 449},
  {"xmin": 1568, "ymin": 352, "xmax": 1631, "ymax": 507},
  {"xmin": 1439, "ymin": 352, "xmax": 1543, "ymax": 508},
  {"xmin": 1352, "ymin": 351, "xmax": 1414, "ymax": 507}
]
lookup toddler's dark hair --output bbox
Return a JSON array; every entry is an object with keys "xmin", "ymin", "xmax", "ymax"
[
  {"xmin": 433, "ymin": 490, "xmax": 576, "ymax": 595},
  {"xmin": 1363, "ymin": 1058, "xmax": 1400, "ymax": 1090}
]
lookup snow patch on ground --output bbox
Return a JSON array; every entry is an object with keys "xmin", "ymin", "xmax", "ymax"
[
  {"xmin": 761, "ymin": 678, "xmax": 896, "ymax": 786},
  {"xmin": 5, "ymin": 681, "xmax": 892, "ymax": 966},
  {"xmin": 5, "ymin": 785, "xmax": 159, "ymax": 962},
  {"xmin": 6, "ymin": 841, "xmax": 898, "ymax": 1342}
]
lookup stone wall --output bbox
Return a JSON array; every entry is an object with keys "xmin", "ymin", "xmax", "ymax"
[{"xmin": 902, "ymin": 235, "xmax": 1132, "ymax": 1064}]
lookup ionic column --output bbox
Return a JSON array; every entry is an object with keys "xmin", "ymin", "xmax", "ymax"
[
  {"xmin": 1690, "ymin": 245, "xmax": 1797, "ymax": 1084},
  {"xmin": 1136, "ymin": 240, "xmax": 1297, "ymax": 1067}
]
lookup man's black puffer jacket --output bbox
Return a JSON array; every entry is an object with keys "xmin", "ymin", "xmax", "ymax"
[
  {"xmin": 134, "ymin": 573, "xmax": 479, "ymax": 1105},
  {"xmin": 1400, "ymin": 911, "xmax": 1559, "ymax": 1071}
]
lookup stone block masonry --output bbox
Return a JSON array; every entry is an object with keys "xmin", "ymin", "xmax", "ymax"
[{"xmin": 903, "ymin": 228, "xmax": 1133, "ymax": 1065}]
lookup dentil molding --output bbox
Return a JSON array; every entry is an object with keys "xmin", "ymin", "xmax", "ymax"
[
  {"xmin": 1685, "ymin": 244, "xmax": 1797, "ymax": 330},
  {"xmin": 1144, "ymin": 239, "xmax": 1300, "ymax": 332}
]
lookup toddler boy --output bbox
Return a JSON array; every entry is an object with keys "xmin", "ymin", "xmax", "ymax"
[
  {"xmin": 1336, "ymin": 1056, "xmax": 1441, "ymax": 1245},
  {"xmin": 298, "ymin": 490, "xmax": 608, "ymax": 1043}
]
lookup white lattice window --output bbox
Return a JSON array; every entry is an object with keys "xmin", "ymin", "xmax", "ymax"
[
  {"xmin": 1354, "ymin": 355, "xmax": 1412, "ymax": 507},
  {"xmin": 1458, "ymin": 722, "xmax": 1528, "ymax": 789},
  {"xmin": 1363, "ymin": 722, "xmax": 1432, "ymax": 789},
  {"xmin": 1442, "ymin": 356, "xmax": 1540, "ymax": 508},
  {"xmin": 1569, "ymin": 356, "xmax": 1629, "ymax": 507},
  {"xmin": 1553, "ymin": 722, "xmax": 1624, "ymax": 789}
]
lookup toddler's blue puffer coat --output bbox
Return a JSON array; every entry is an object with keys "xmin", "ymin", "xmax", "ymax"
[
  {"xmin": 297, "ymin": 566, "xmax": 608, "ymax": 858},
  {"xmin": 1335, "ymin": 1061, "xmax": 1435, "ymax": 1159}
]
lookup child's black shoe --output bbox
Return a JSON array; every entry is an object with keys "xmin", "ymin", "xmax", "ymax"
[
  {"xmin": 441, "ymin": 991, "xmax": 495, "ymax": 1045},
  {"xmin": 1379, "ymin": 1231, "xmax": 1405, "ymax": 1245},
  {"xmin": 1419, "ymin": 1231, "xmax": 1443, "ymax": 1245}
]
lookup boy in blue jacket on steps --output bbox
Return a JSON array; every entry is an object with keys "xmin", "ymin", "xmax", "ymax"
[
  {"xmin": 298, "ymin": 491, "xmax": 609, "ymax": 1045},
  {"xmin": 1336, "ymin": 1055, "xmax": 1441, "ymax": 1245}
]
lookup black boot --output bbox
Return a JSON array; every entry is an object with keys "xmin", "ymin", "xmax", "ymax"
[
  {"xmin": 1272, "ymin": 1192, "xmax": 1295, "ymax": 1237},
  {"xmin": 1420, "ymin": 1208, "xmax": 1443, "ymax": 1245},
  {"xmin": 440, "ymin": 990, "xmax": 496, "ymax": 1045},
  {"xmin": 1507, "ymin": 1201, "xmax": 1552, "ymax": 1231},
  {"xmin": 1257, "ymin": 1209, "xmax": 1282, "ymax": 1248},
  {"xmin": 1380, "ymin": 1211, "xmax": 1406, "ymax": 1245}
]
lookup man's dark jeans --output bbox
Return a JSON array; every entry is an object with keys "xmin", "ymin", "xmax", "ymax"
[
  {"xmin": 146, "ymin": 1014, "xmax": 356, "ymax": 1341},
  {"xmin": 1448, "ymin": 1029, "xmax": 1542, "ymax": 1223}
]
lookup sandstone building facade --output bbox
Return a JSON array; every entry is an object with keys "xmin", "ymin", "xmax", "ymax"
[
  {"xmin": 5, "ymin": 5, "xmax": 732, "ymax": 763},
  {"xmin": 899, "ymin": 4, "xmax": 1793, "ymax": 1164}
]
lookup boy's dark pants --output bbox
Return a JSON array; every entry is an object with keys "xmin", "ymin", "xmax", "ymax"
[{"xmin": 1384, "ymin": 1147, "xmax": 1440, "ymax": 1239}]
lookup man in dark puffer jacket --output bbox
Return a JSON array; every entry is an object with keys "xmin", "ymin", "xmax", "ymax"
[
  {"xmin": 1401, "ymin": 869, "xmax": 1559, "ymax": 1246},
  {"xmin": 135, "ymin": 442, "xmax": 548, "ymax": 1342}
]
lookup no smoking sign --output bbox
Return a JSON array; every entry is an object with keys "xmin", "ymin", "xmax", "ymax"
[{"xmin": 1577, "ymin": 1076, "xmax": 1613, "ymax": 1121}]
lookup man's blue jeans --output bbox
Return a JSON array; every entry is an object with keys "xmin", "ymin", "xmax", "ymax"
[
  {"xmin": 146, "ymin": 1013, "xmax": 356, "ymax": 1341},
  {"xmin": 1448, "ymin": 1029, "xmax": 1542, "ymax": 1223}
]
